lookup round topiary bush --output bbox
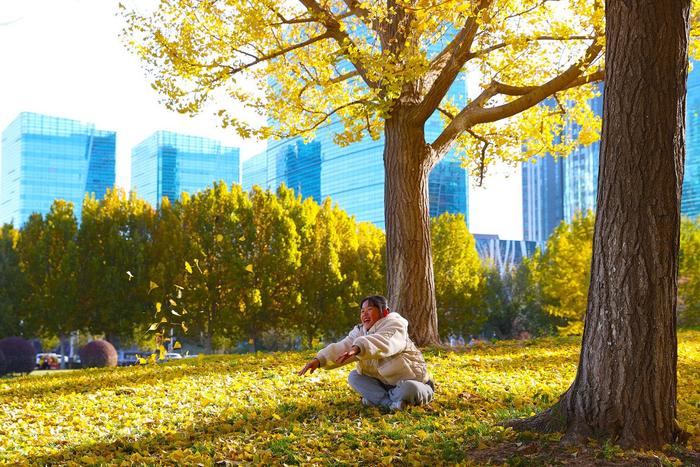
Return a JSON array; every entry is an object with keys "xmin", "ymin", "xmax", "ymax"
[
  {"xmin": 0, "ymin": 348, "xmax": 6, "ymax": 376},
  {"xmin": 79, "ymin": 340, "xmax": 118, "ymax": 368},
  {"xmin": 0, "ymin": 337, "xmax": 37, "ymax": 374}
]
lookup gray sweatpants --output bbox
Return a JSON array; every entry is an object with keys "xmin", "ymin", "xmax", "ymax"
[{"xmin": 347, "ymin": 370, "xmax": 434, "ymax": 408}]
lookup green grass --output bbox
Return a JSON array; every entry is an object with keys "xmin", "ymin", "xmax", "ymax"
[{"xmin": 0, "ymin": 332, "xmax": 698, "ymax": 465}]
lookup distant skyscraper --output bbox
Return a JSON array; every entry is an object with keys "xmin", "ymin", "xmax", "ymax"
[
  {"xmin": 522, "ymin": 83, "xmax": 603, "ymax": 246},
  {"xmin": 0, "ymin": 112, "xmax": 116, "ymax": 226},
  {"xmin": 473, "ymin": 234, "xmax": 538, "ymax": 275},
  {"xmin": 244, "ymin": 32, "xmax": 470, "ymax": 228},
  {"xmin": 521, "ymin": 154, "xmax": 564, "ymax": 246},
  {"xmin": 683, "ymin": 64, "xmax": 700, "ymax": 219},
  {"xmin": 244, "ymin": 75, "xmax": 469, "ymax": 228},
  {"xmin": 562, "ymin": 88, "xmax": 604, "ymax": 221},
  {"xmin": 523, "ymin": 66, "xmax": 700, "ymax": 245},
  {"xmin": 131, "ymin": 131, "xmax": 240, "ymax": 208},
  {"xmin": 243, "ymin": 122, "xmax": 468, "ymax": 229}
]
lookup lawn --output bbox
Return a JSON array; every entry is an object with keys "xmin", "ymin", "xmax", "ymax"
[{"xmin": 1, "ymin": 332, "xmax": 699, "ymax": 466}]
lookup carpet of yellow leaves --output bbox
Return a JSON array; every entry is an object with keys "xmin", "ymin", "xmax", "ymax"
[{"xmin": 0, "ymin": 332, "xmax": 698, "ymax": 465}]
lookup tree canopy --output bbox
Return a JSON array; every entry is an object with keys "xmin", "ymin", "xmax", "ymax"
[{"xmin": 122, "ymin": 0, "xmax": 615, "ymax": 176}]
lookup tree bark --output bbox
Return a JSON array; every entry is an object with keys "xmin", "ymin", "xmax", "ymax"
[
  {"xmin": 384, "ymin": 109, "xmax": 440, "ymax": 346},
  {"xmin": 508, "ymin": 0, "xmax": 690, "ymax": 448}
]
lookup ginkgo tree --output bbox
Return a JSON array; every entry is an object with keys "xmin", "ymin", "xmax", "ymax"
[{"xmin": 123, "ymin": 0, "xmax": 608, "ymax": 345}]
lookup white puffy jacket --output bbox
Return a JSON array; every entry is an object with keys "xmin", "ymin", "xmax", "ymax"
[{"xmin": 315, "ymin": 312, "xmax": 429, "ymax": 386}]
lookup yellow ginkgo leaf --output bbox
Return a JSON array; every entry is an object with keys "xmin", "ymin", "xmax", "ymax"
[
  {"xmin": 126, "ymin": 271, "xmax": 134, "ymax": 281},
  {"xmin": 169, "ymin": 298, "xmax": 177, "ymax": 307},
  {"xmin": 216, "ymin": 233, "xmax": 224, "ymax": 242},
  {"xmin": 155, "ymin": 302, "xmax": 162, "ymax": 314},
  {"xmin": 181, "ymin": 308, "xmax": 188, "ymax": 315},
  {"xmin": 245, "ymin": 264, "xmax": 254, "ymax": 273},
  {"xmin": 181, "ymin": 322, "xmax": 188, "ymax": 333},
  {"xmin": 194, "ymin": 258, "xmax": 203, "ymax": 274},
  {"xmin": 171, "ymin": 309, "xmax": 181, "ymax": 316},
  {"xmin": 185, "ymin": 261, "xmax": 193, "ymax": 274},
  {"xmin": 147, "ymin": 323, "xmax": 159, "ymax": 332},
  {"xmin": 173, "ymin": 341, "xmax": 182, "ymax": 349},
  {"xmin": 148, "ymin": 281, "xmax": 159, "ymax": 294},
  {"xmin": 160, "ymin": 317, "xmax": 168, "ymax": 323}
]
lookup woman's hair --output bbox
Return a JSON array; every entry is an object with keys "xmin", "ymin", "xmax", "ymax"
[{"xmin": 360, "ymin": 295, "xmax": 388, "ymax": 311}]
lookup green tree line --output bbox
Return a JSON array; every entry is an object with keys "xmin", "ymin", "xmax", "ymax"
[
  {"xmin": 3, "ymin": 185, "xmax": 695, "ymax": 351},
  {"xmin": 0, "ymin": 184, "xmax": 389, "ymax": 351}
]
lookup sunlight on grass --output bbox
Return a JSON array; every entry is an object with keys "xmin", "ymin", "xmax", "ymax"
[{"xmin": 0, "ymin": 332, "xmax": 698, "ymax": 465}]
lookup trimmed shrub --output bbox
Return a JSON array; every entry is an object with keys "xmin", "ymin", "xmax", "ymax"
[
  {"xmin": 0, "ymin": 348, "xmax": 6, "ymax": 375},
  {"xmin": 0, "ymin": 337, "xmax": 37, "ymax": 374},
  {"xmin": 79, "ymin": 340, "xmax": 118, "ymax": 368}
]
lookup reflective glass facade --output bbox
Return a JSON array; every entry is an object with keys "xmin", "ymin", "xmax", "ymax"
[
  {"xmin": 131, "ymin": 131, "xmax": 240, "ymax": 208},
  {"xmin": 683, "ymin": 64, "xmax": 700, "ymax": 219},
  {"xmin": 522, "ymin": 84, "xmax": 602, "ymax": 246},
  {"xmin": 244, "ymin": 125, "xmax": 468, "ymax": 228},
  {"xmin": 244, "ymin": 77, "xmax": 469, "ymax": 228},
  {"xmin": 0, "ymin": 112, "xmax": 115, "ymax": 226},
  {"xmin": 521, "ymin": 154, "xmax": 564, "ymax": 246},
  {"xmin": 562, "ymin": 87, "xmax": 604, "ymax": 221},
  {"xmin": 523, "ymin": 69, "xmax": 700, "ymax": 245},
  {"xmin": 473, "ymin": 233, "xmax": 538, "ymax": 275}
]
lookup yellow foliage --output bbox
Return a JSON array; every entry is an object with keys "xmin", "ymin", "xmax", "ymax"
[{"xmin": 1, "ymin": 332, "xmax": 698, "ymax": 464}]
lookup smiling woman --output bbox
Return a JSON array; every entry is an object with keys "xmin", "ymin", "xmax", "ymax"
[{"xmin": 298, "ymin": 295, "xmax": 434, "ymax": 411}]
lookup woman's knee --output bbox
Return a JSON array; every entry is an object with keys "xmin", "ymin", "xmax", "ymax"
[
  {"xmin": 347, "ymin": 370, "xmax": 361, "ymax": 388},
  {"xmin": 396, "ymin": 380, "xmax": 433, "ymax": 404}
]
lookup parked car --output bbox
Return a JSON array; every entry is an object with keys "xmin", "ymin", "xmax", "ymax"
[
  {"xmin": 35, "ymin": 353, "xmax": 61, "ymax": 370},
  {"xmin": 118, "ymin": 351, "xmax": 143, "ymax": 367},
  {"xmin": 164, "ymin": 352, "xmax": 182, "ymax": 360}
]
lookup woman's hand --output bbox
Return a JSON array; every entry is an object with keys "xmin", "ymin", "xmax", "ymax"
[
  {"xmin": 298, "ymin": 358, "xmax": 321, "ymax": 376},
  {"xmin": 335, "ymin": 345, "xmax": 360, "ymax": 364}
]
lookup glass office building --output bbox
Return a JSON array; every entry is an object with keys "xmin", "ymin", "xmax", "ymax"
[
  {"xmin": 243, "ymin": 126, "xmax": 469, "ymax": 228},
  {"xmin": 131, "ymin": 131, "xmax": 240, "ymax": 208},
  {"xmin": 522, "ymin": 84, "xmax": 602, "ymax": 246},
  {"xmin": 244, "ymin": 78, "xmax": 469, "ymax": 228},
  {"xmin": 524, "ymin": 67, "xmax": 700, "ymax": 245},
  {"xmin": 244, "ymin": 31, "xmax": 469, "ymax": 228},
  {"xmin": 521, "ymin": 154, "xmax": 564, "ymax": 246},
  {"xmin": 683, "ymin": 64, "xmax": 700, "ymax": 219},
  {"xmin": 0, "ymin": 112, "xmax": 116, "ymax": 226},
  {"xmin": 473, "ymin": 234, "xmax": 538, "ymax": 275}
]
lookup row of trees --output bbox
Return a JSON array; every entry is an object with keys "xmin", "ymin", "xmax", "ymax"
[
  {"xmin": 521, "ymin": 212, "xmax": 700, "ymax": 336},
  {"xmin": 0, "ymin": 184, "xmax": 387, "ymax": 352},
  {"xmin": 3, "ymin": 183, "xmax": 698, "ymax": 355}
]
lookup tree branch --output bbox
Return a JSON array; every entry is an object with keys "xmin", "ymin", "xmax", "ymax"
[
  {"xmin": 414, "ymin": 0, "xmax": 493, "ymax": 124},
  {"xmin": 220, "ymin": 31, "xmax": 333, "ymax": 75},
  {"xmin": 292, "ymin": 99, "xmax": 369, "ymax": 136},
  {"xmin": 472, "ymin": 35, "xmax": 597, "ymax": 58},
  {"xmin": 297, "ymin": 0, "xmax": 380, "ymax": 88},
  {"xmin": 493, "ymin": 69, "xmax": 604, "ymax": 95},
  {"xmin": 468, "ymin": 129, "xmax": 491, "ymax": 186},
  {"xmin": 431, "ymin": 41, "xmax": 603, "ymax": 156},
  {"xmin": 341, "ymin": 0, "xmax": 383, "ymax": 34}
]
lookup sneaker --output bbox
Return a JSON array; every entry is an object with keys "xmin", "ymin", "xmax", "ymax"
[{"xmin": 389, "ymin": 400, "xmax": 405, "ymax": 411}]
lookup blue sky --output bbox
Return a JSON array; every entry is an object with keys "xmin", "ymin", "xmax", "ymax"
[{"xmin": 0, "ymin": 0, "xmax": 522, "ymax": 239}]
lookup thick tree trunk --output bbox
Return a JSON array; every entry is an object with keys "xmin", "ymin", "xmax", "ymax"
[
  {"xmin": 509, "ymin": 0, "xmax": 690, "ymax": 448},
  {"xmin": 384, "ymin": 111, "xmax": 440, "ymax": 346}
]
